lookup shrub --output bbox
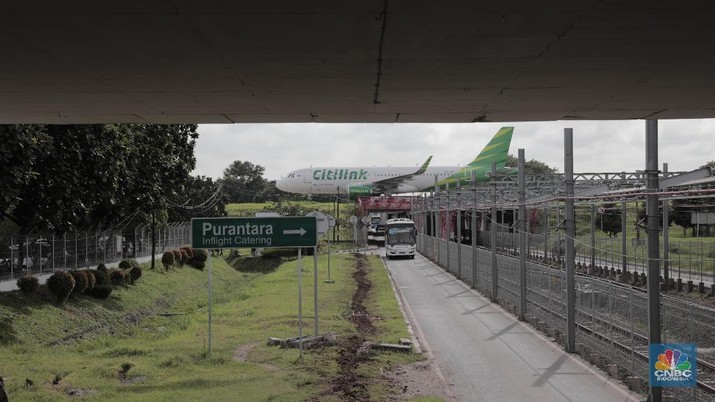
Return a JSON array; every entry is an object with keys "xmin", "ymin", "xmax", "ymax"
[
  {"xmin": 89, "ymin": 285, "xmax": 113, "ymax": 299},
  {"xmin": 118, "ymin": 260, "xmax": 132, "ymax": 270},
  {"xmin": 16, "ymin": 275, "xmax": 40, "ymax": 295},
  {"xmin": 91, "ymin": 269, "xmax": 108, "ymax": 286},
  {"xmin": 129, "ymin": 266, "xmax": 142, "ymax": 284},
  {"xmin": 97, "ymin": 263, "xmax": 108, "ymax": 273},
  {"xmin": 178, "ymin": 249, "xmax": 189, "ymax": 266},
  {"xmin": 161, "ymin": 251, "xmax": 175, "ymax": 271},
  {"xmin": 84, "ymin": 269, "xmax": 96, "ymax": 292},
  {"xmin": 47, "ymin": 271, "xmax": 75, "ymax": 304},
  {"xmin": 181, "ymin": 246, "xmax": 194, "ymax": 259},
  {"xmin": 193, "ymin": 249, "xmax": 208, "ymax": 263},
  {"xmin": 69, "ymin": 270, "xmax": 89, "ymax": 294},
  {"xmin": 109, "ymin": 269, "xmax": 127, "ymax": 287},
  {"xmin": 189, "ymin": 260, "xmax": 205, "ymax": 270},
  {"xmin": 172, "ymin": 249, "xmax": 181, "ymax": 265},
  {"xmin": 188, "ymin": 249, "xmax": 208, "ymax": 270}
]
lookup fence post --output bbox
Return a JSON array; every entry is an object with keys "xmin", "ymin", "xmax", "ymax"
[
  {"xmin": 52, "ymin": 233, "xmax": 56, "ymax": 272},
  {"xmin": 490, "ymin": 162, "xmax": 498, "ymax": 302},
  {"xmin": 518, "ymin": 149, "xmax": 527, "ymax": 320},
  {"xmin": 457, "ymin": 181, "xmax": 462, "ymax": 279},
  {"xmin": 434, "ymin": 175, "xmax": 439, "ymax": 263},
  {"xmin": 446, "ymin": 183, "xmax": 451, "ymax": 272},
  {"xmin": 645, "ymin": 119, "xmax": 662, "ymax": 402},
  {"xmin": 10, "ymin": 236, "xmax": 14, "ymax": 279},
  {"xmin": 564, "ymin": 128, "xmax": 576, "ymax": 353},
  {"xmin": 471, "ymin": 170, "xmax": 478, "ymax": 290}
]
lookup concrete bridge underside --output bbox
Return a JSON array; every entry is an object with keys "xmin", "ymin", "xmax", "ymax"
[{"xmin": 3, "ymin": 1, "xmax": 715, "ymax": 124}]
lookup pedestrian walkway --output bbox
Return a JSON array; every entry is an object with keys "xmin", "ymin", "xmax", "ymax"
[{"xmin": 385, "ymin": 252, "xmax": 642, "ymax": 401}]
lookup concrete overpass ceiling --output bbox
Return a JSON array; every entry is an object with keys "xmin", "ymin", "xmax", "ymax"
[{"xmin": 2, "ymin": 1, "xmax": 715, "ymax": 123}]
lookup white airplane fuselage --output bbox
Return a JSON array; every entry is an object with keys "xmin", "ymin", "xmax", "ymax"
[{"xmin": 275, "ymin": 165, "xmax": 462, "ymax": 195}]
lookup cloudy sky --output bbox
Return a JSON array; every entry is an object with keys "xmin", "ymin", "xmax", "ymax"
[{"xmin": 192, "ymin": 120, "xmax": 714, "ymax": 181}]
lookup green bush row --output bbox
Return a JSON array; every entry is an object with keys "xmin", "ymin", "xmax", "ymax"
[
  {"xmin": 17, "ymin": 245, "xmax": 207, "ymax": 304},
  {"xmin": 17, "ymin": 261, "xmax": 145, "ymax": 304},
  {"xmin": 161, "ymin": 246, "xmax": 207, "ymax": 271}
]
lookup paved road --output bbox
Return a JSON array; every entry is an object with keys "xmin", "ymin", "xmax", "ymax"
[{"xmin": 385, "ymin": 252, "xmax": 643, "ymax": 402}]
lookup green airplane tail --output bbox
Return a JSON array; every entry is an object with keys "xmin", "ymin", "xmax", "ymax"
[
  {"xmin": 467, "ymin": 126, "xmax": 514, "ymax": 170},
  {"xmin": 432, "ymin": 126, "xmax": 515, "ymax": 190}
]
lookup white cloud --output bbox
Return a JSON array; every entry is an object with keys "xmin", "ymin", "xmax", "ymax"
[{"xmin": 194, "ymin": 120, "xmax": 714, "ymax": 181}]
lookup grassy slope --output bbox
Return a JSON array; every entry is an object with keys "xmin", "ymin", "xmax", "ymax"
[{"xmin": 0, "ymin": 252, "xmax": 419, "ymax": 401}]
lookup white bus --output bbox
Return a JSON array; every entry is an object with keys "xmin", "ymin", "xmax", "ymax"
[{"xmin": 384, "ymin": 218, "xmax": 417, "ymax": 259}]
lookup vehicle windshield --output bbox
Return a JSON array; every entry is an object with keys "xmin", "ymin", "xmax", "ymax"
[{"xmin": 386, "ymin": 224, "xmax": 416, "ymax": 245}]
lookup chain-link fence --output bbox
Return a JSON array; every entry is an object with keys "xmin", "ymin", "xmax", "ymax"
[{"xmin": 0, "ymin": 223, "xmax": 190, "ymax": 281}]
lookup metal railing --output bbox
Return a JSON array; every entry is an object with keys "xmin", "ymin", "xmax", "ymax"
[
  {"xmin": 0, "ymin": 223, "xmax": 190, "ymax": 281},
  {"xmin": 417, "ymin": 233, "xmax": 715, "ymax": 400}
]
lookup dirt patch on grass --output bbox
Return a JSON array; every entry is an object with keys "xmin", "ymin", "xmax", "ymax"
[
  {"xmin": 233, "ymin": 342, "xmax": 258, "ymax": 361},
  {"xmin": 383, "ymin": 361, "xmax": 455, "ymax": 401},
  {"xmin": 329, "ymin": 253, "xmax": 376, "ymax": 401},
  {"xmin": 324, "ymin": 252, "xmax": 453, "ymax": 401}
]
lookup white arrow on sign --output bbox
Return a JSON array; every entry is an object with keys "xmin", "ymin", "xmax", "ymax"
[{"xmin": 283, "ymin": 228, "xmax": 307, "ymax": 236}]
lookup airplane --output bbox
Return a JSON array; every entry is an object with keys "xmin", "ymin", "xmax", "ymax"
[{"xmin": 275, "ymin": 126, "xmax": 515, "ymax": 198}]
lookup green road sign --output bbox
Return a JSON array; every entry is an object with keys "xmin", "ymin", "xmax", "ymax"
[{"xmin": 191, "ymin": 217, "xmax": 317, "ymax": 249}]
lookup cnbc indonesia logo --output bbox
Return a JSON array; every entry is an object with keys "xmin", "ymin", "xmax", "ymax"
[{"xmin": 650, "ymin": 344, "xmax": 697, "ymax": 387}]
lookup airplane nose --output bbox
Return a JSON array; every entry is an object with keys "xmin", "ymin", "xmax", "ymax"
[{"xmin": 276, "ymin": 180, "xmax": 286, "ymax": 191}]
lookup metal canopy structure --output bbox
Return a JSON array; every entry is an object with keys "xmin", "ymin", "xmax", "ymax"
[
  {"xmin": 424, "ymin": 166, "xmax": 715, "ymax": 210},
  {"xmin": 3, "ymin": 1, "xmax": 715, "ymax": 124}
]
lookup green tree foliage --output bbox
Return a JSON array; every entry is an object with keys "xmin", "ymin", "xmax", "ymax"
[
  {"xmin": 596, "ymin": 203, "xmax": 622, "ymax": 237},
  {"xmin": 0, "ymin": 125, "xmax": 50, "ymax": 222},
  {"xmin": 218, "ymin": 161, "xmax": 267, "ymax": 203},
  {"xmin": 671, "ymin": 199, "xmax": 708, "ymax": 236},
  {"xmin": 168, "ymin": 175, "xmax": 226, "ymax": 221},
  {"xmin": 635, "ymin": 201, "xmax": 675, "ymax": 231},
  {"xmin": 506, "ymin": 154, "xmax": 559, "ymax": 175},
  {"xmin": 0, "ymin": 124, "xmax": 198, "ymax": 234}
]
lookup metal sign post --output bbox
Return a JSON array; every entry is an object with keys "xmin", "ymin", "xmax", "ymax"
[
  {"xmin": 325, "ymin": 215, "xmax": 336, "ymax": 284},
  {"xmin": 298, "ymin": 248, "xmax": 303, "ymax": 358},
  {"xmin": 190, "ymin": 216, "xmax": 318, "ymax": 356},
  {"xmin": 313, "ymin": 247, "xmax": 319, "ymax": 336},
  {"xmin": 208, "ymin": 256, "xmax": 213, "ymax": 353},
  {"xmin": 304, "ymin": 211, "xmax": 329, "ymax": 337}
]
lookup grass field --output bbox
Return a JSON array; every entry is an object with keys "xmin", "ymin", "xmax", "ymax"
[
  {"xmin": 0, "ymin": 251, "xmax": 421, "ymax": 401},
  {"xmin": 226, "ymin": 201, "xmax": 353, "ymax": 218}
]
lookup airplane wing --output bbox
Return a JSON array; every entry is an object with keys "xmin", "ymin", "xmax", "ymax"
[{"xmin": 372, "ymin": 156, "xmax": 432, "ymax": 194}]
